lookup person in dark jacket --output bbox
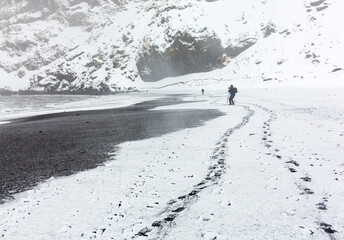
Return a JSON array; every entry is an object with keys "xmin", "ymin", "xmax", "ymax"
[{"xmin": 228, "ymin": 85, "xmax": 238, "ymax": 105}]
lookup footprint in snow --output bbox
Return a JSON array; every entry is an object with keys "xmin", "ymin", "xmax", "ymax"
[
  {"xmin": 300, "ymin": 176, "xmax": 312, "ymax": 182},
  {"xmin": 202, "ymin": 231, "xmax": 218, "ymax": 240}
]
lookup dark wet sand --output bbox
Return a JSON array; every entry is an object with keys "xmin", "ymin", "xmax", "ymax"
[{"xmin": 0, "ymin": 96, "xmax": 223, "ymax": 203}]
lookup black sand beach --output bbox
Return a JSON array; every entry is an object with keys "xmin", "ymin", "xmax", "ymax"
[{"xmin": 0, "ymin": 96, "xmax": 223, "ymax": 203}]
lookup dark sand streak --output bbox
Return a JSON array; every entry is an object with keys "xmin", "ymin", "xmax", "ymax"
[{"xmin": 0, "ymin": 96, "xmax": 223, "ymax": 203}]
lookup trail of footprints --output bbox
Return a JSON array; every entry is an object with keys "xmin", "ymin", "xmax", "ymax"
[
  {"xmin": 253, "ymin": 104, "xmax": 337, "ymax": 237},
  {"xmin": 133, "ymin": 106, "xmax": 255, "ymax": 239},
  {"xmin": 84, "ymin": 104, "xmax": 338, "ymax": 239}
]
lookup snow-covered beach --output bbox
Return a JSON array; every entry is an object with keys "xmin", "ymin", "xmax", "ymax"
[
  {"xmin": 0, "ymin": 0, "xmax": 344, "ymax": 238},
  {"xmin": 0, "ymin": 86, "xmax": 343, "ymax": 240},
  {"xmin": 0, "ymin": 94, "xmax": 222, "ymax": 202}
]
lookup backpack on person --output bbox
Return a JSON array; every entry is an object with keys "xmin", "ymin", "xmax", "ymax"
[{"xmin": 233, "ymin": 87, "xmax": 238, "ymax": 94}]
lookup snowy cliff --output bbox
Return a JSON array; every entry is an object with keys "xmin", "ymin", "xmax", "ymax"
[{"xmin": 0, "ymin": 0, "xmax": 343, "ymax": 93}]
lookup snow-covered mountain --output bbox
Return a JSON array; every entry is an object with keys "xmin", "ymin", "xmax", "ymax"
[{"xmin": 0, "ymin": 0, "xmax": 343, "ymax": 93}]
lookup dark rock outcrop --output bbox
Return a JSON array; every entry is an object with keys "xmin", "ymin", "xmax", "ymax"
[
  {"xmin": 310, "ymin": 0, "xmax": 325, "ymax": 7},
  {"xmin": 225, "ymin": 38, "xmax": 257, "ymax": 58},
  {"xmin": 137, "ymin": 31, "xmax": 224, "ymax": 82},
  {"xmin": 262, "ymin": 22, "xmax": 277, "ymax": 38}
]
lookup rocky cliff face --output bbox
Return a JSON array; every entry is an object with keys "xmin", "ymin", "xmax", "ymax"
[
  {"xmin": 0, "ymin": 0, "xmax": 266, "ymax": 93},
  {"xmin": 0, "ymin": 0, "xmax": 129, "ymax": 92},
  {"xmin": 2, "ymin": 0, "xmax": 337, "ymax": 93},
  {"xmin": 137, "ymin": 31, "xmax": 224, "ymax": 82}
]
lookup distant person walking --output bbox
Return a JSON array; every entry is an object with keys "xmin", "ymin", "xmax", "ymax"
[
  {"xmin": 227, "ymin": 85, "xmax": 238, "ymax": 105},
  {"xmin": 201, "ymin": 88, "xmax": 205, "ymax": 95}
]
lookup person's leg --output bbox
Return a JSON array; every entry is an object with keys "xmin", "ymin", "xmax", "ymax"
[{"xmin": 229, "ymin": 95, "xmax": 233, "ymax": 105}]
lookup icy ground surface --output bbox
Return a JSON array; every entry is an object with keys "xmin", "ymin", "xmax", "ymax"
[{"xmin": 0, "ymin": 88, "xmax": 343, "ymax": 240}]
